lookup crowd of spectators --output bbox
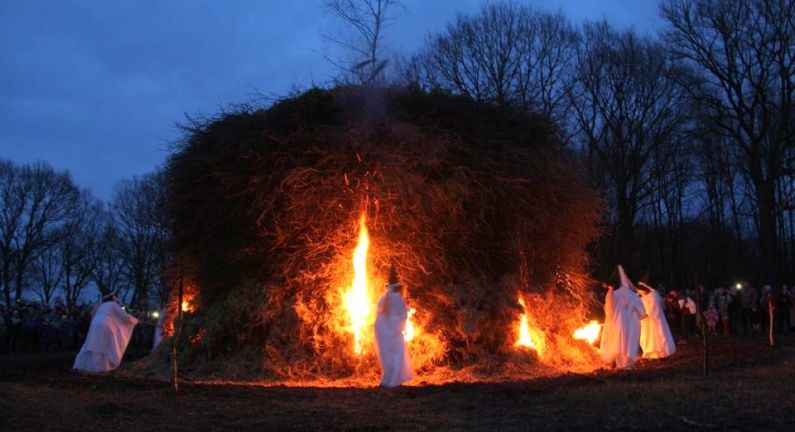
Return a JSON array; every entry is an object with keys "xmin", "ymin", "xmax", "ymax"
[
  {"xmin": 662, "ymin": 284, "xmax": 794, "ymax": 343},
  {"xmin": 0, "ymin": 298, "xmax": 156, "ymax": 355}
]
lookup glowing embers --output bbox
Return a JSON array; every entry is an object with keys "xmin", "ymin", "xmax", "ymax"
[
  {"xmin": 573, "ymin": 320, "xmax": 602, "ymax": 345},
  {"xmin": 515, "ymin": 297, "xmax": 546, "ymax": 354},
  {"xmin": 342, "ymin": 212, "xmax": 373, "ymax": 355}
]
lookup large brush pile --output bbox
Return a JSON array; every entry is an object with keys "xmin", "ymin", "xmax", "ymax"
[{"xmin": 144, "ymin": 86, "xmax": 603, "ymax": 384}]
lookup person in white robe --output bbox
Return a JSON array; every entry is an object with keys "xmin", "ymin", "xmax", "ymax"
[
  {"xmin": 73, "ymin": 292, "xmax": 139, "ymax": 373},
  {"xmin": 374, "ymin": 268, "xmax": 413, "ymax": 387},
  {"xmin": 599, "ymin": 265, "xmax": 646, "ymax": 369},
  {"xmin": 637, "ymin": 281, "xmax": 676, "ymax": 359}
]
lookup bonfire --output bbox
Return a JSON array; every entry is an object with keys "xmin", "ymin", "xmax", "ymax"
[{"xmin": 142, "ymin": 86, "xmax": 604, "ymax": 385}]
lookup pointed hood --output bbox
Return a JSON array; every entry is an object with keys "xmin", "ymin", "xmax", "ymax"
[{"xmin": 618, "ymin": 265, "xmax": 635, "ymax": 291}]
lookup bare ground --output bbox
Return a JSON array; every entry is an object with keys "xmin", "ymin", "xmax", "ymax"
[{"xmin": 1, "ymin": 335, "xmax": 793, "ymax": 431}]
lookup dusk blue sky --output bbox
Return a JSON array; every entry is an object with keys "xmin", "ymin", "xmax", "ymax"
[{"xmin": 0, "ymin": 1, "xmax": 662, "ymax": 200}]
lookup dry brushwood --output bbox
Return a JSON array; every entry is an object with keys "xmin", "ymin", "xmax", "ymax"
[{"xmin": 147, "ymin": 85, "xmax": 603, "ymax": 384}]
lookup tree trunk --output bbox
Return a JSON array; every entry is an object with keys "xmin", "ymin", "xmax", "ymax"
[
  {"xmin": 2, "ymin": 261, "xmax": 11, "ymax": 306},
  {"xmin": 14, "ymin": 267, "xmax": 24, "ymax": 304},
  {"xmin": 64, "ymin": 261, "xmax": 73, "ymax": 305},
  {"xmin": 754, "ymin": 176, "xmax": 780, "ymax": 283},
  {"xmin": 696, "ymin": 286, "xmax": 709, "ymax": 376}
]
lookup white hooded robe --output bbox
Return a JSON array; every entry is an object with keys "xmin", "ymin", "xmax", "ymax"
[
  {"xmin": 73, "ymin": 301, "xmax": 139, "ymax": 373},
  {"xmin": 640, "ymin": 289, "xmax": 676, "ymax": 359},
  {"xmin": 374, "ymin": 290, "xmax": 413, "ymax": 387},
  {"xmin": 600, "ymin": 266, "xmax": 646, "ymax": 369}
]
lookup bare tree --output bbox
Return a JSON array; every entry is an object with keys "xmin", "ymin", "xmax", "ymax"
[
  {"xmin": 112, "ymin": 172, "xmax": 170, "ymax": 308},
  {"xmin": 32, "ymin": 233, "xmax": 64, "ymax": 305},
  {"xmin": 400, "ymin": 4, "xmax": 579, "ymax": 133},
  {"xmin": 0, "ymin": 160, "xmax": 22, "ymax": 305},
  {"xmin": 91, "ymin": 212, "xmax": 125, "ymax": 302},
  {"xmin": 661, "ymin": 0, "xmax": 795, "ymax": 282},
  {"xmin": 568, "ymin": 22, "xmax": 691, "ymax": 263},
  {"xmin": 59, "ymin": 190, "xmax": 103, "ymax": 303},
  {"xmin": 0, "ymin": 160, "xmax": 79, "ymax": 305},
  {"xmin": 324, "ymin": 0, "xmax": 403, "ymax": 84}
]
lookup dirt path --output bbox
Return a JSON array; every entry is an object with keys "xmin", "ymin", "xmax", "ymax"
[{"xmin": 1, "ymin": 335, "xmax": 793, "ymax": 431}]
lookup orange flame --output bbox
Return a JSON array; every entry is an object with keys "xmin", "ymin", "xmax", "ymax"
[
  {"xmin": 572, "ymin": 320, "xmax": 602, "ymax": 345},
  {"xmin": 403, "ymin": 308, "xmax": 416, "ymax": 342},
  {"xmin": 181, "ymin": 285, "xmax": 198, "ymax": 313},
  {"xmin": 515, "ymin": 297, "xmax": 545, "ymax": 354},
  {"xmin": 342, "ymin": 212, "xmax": 372, "ymax": 355}
]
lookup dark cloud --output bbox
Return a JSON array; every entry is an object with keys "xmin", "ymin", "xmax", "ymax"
[{"xmin": 0, "ymin": 0, "xmax": 660, "ymax": 200}]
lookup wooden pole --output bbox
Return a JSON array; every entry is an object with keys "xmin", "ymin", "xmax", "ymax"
[
  {"xmin": 769, "ymin": 301, "xmax": 775, "ymax": 347},
  {"xmin": 696, "ymin": 285, "xmax": 709, "ymax": 376},
  {"xmin": 690, "ymin": 264, "xmax": 709, "ymax": 376},
  {"xmin": 172, "ymin": 273, "xmax": 184, "ymax": 393}
]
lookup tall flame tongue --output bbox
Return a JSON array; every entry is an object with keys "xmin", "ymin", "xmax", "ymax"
[
  {"xmin": 515, "ymin": 297, "xmax": 540, "ymax": 351},
  {"xmin": 344, "ymin": 212, "xmax": 371, "ymax": 355}
]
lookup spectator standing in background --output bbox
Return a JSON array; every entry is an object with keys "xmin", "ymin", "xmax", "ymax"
[
  {"xmin": 6, "ymin": 309, "xmax": 21, "ymax": 354},
  {"xmin": 664, "ymin": 291, "xmax": 681, "ymax": 338},
  {"xmin": 729, "ymin": 285, "xmax": 743, "ymax": 334},
  {"xmin": 20, "ymin": 305, "xmax": 39, "ymax": 352},
  {"xmin": 740, "ymin": 286, "xmax": 756, "ymax": 335},
  {"xmin": 678, "ymin": 291, "xmax": 697, "ymax": 338},
  {"xmin": 705, "ymin": 302, "xmax": 719, "ymax": 335}
]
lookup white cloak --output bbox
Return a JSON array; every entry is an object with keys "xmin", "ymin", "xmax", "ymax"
[
  {"xmin": 640, "ymin": 289, "xmax": 676, "ymax": 359},
  {"xmin": 599, "ymin": 286, "xmax": 646, "ymax": 369},
  {"xmin": 374, "ymin": 290, "xmax": 413, "ymax": 387},
  {"xmin": 73, "ymin": 301, "xmax": 139, "ymax": 373},
  {"xmin": 599, "ymin": 286, "xmax": 617, "ymax": 360}
]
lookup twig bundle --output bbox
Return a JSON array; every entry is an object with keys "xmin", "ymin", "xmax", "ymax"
[{"xmin": 153, "ymin": 86, "xmax": 603, "ymax": 383}]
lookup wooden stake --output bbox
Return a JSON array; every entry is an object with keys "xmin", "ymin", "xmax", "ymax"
[
  {"xmin": 769, "ymin": 306, "xmax": 775, "ymax": 347},
  {"xmin": 696, "ymin": 286, "xmax": 709, "ymax": 375}
]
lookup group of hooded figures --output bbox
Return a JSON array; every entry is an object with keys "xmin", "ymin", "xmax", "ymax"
[
  {"xmin": 71, "ymin": 264, "xmax": 673, "ymax": 385},
  {"xmin": 599, "ymin": 265, "xmax": 677, "ymax": 369}
]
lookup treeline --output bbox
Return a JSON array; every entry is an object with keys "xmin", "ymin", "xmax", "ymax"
[
  {"xmin": 0, "ymin": 160, "xmax": 169, "ymax": 307},
  {"xmin": 4, "ymin": 0, "xmax": 794, "ymax": 305},
  {"xmin": 393, "ymin": 0, "xmax": 795, "ymax": 286}
]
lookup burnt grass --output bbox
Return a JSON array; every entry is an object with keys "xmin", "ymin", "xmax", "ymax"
[{"xmin": 1, "ymin": 335, "xmax": 793, "ymax": 431}]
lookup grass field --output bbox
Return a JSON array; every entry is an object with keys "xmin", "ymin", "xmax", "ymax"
[{"xmin": 1, "ymin": 334, "xmax": 793, "ymax": 431}]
